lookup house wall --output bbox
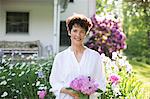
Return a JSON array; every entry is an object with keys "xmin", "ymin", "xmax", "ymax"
[
  {"xmin": 0, "ymin": 0, "xmax": 2, "ymax": 33},
  {"xmin": 0, "ymin": 0, "xmax": 54, "ymax": 56},
  {"xmin": 60, "ymin": 0, "xmax": 96, "ymax": 20}
]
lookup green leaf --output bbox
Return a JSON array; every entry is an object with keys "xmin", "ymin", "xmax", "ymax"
[{"xmin": 96, "ymin": 89, "xmax": 104, "ymax": 93}]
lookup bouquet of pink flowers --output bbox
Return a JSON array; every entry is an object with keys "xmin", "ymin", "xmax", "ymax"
[{"xmin": 68, "ymin": 75, "xmax": 99, "ymax": 99}]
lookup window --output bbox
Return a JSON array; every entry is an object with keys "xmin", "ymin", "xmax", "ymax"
[
  {"xmin": 60, "ymin": 21, "xmax": 70, "ymax": 46},
  {"xmin": 69, "ymin": 0, "xmax": 74, "ymax": 3},
  {"xmin": 6, "ymin": 12, "xmax": 29, "ymax": 34}
]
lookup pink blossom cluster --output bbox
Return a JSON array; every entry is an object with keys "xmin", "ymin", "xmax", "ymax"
[
  {"xmin": 38, "ymin": 90, "xmax": 47, "ymax": 99},
  {"xmin": 108, "ymin": 74, "xmax": 120, "ymax": 85},
  {"xmin": 86, "ymin": 14, "xmax": 126, "ymax": 57},
  {"xmin": 70, "ymin": 75, "xmax": 99, "ymax": 95}
]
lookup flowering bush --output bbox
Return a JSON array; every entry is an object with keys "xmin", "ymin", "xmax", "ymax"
[
  {"xmin": 99, "ymin": 52, "xmax": 144, "ymax": 99},
  {"xmin": 68, "ymin": 75, "xmax": 99, "ymax": 98},
  {"xmin": 0, "ymin": 53, "xmax": 144, "ymax": 98},
  {"xmin": 0, "ymin": 55, "xmax": 55, "ymax": 99},
  {"xmin": 85, "ymin": 14, "xmax": 126, "ymax": 58}
]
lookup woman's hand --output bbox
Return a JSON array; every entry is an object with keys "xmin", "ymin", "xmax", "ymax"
[
  {"xmin": 70, "ymin": 92, "xmax": 79, "ymax": 99},
  {"xmin": 60, "ymin": 87, "xmax": 79, "ymax": 99},
  {"xmin": 74, "ymin": 96, "xmax": 79, "ymax": 99}
]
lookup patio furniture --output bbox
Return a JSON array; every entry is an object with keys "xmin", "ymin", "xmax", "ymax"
[{"xmin": 0, "ymin": 40, "xmax": 42, "ymax": 56}]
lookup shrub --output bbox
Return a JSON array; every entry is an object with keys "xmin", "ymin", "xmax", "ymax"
[
  {"xmin": 0, "ymin": 55, "xmax": 55, "ymax": 99},
  {"xmin": 85, "ymin": 15, "xmax": 126, "ymax": 58}
]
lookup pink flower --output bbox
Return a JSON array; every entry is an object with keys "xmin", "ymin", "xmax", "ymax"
[
  {"xmin": 70, "ymin": 75, "xmax": 99, "ymax": 95},
  {"xmin": 38, "ymin": 90, "xmax": 46, "ymax": 99},
  {"xmin": 109, "ymin": 74, "xmax": 120, "ymax": 85}
]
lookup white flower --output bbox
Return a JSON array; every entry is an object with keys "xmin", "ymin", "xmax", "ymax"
[
  {"xmin": 19, "ymin": 62, "xmax": 26, "ymax": 69},
  {"xmin": 0, "ymin": 76, "xmax": 5, "ymax": 79},
  {"xmin": 118, "ymin": 58, "xmax": 125, "ymax": 67},
  {"xmin": 38, "ymin": 86, "xmax": 47, "ymax": 90},
  {"xmin": 2, "ymin": 55, "xmax": 6, "ymax": 58},
  {"xmin": 31, "ymin": 61, "xmax": 36, "ymax": 64},
  {"xmin": 21, "ymin": 55, "xmax": 25, "ymax": 58},
  {"xmin": 105, "ymin": 60, "xmax": 113, "ymax": 70},
  {"xmin": 49, "ymin": 88, "xmax": 53, "ymax": 92},
  {"xmin": 40, "ymin": 84, "xmax": 45, "ymax": 87},
  {"xmin": 11, "ymin": 73, "xmax": 16, "ymax": 76},
  {"xmin": 16, "ymin": 90, "xmax": 19, "ymax": 93},
  {"xmin": 111, "ymin": 84, "xmax": 121, "ymax": 96},
  {"xmin": 36, "ymin": 81, "xmax": 40, "ymax": 86},
  {"xmin": 32, "ymin": 83, "xmax": 35, "ymax": 86},
  {"xmin": 3, "ymin": 70, "xmax": 7, "ymax": 72},
  {"xmin": 9, "ymin": 64, "xmax": 14, "ymax": 69},
  {"xmin": 122, "ymin": 56, "xmax": 127, "ymax": 60},
  {"xmin": 2, "ymin": 59, "xmax": 6, "ymax": 63},
  {"xmin": 26, "ymin": 69, "xmax": 30, "ymax": 74},
  {"xmin": 12, "ymin": 83, "xmax": 15, "ymax": 86},
  {"xmin": 19, "ymin": 71, "xmax": 25, "ymax": 77},
  {"xmin": 32, "ymin": 54, "xmax": 38, "ymax": 59},
  {"xmin": 0, "ymin": 80, "xmax": 7, "ymax": 85},
  {"xmin": 8, "ymin": 58, "xmax": 12, "ymax": 61},
  {"xmin": 1, "ymin": 92, "xmax": 8, "ymax": 97},
  {"xmin": 23, "ymin": 85, "xmax": 26, "ymax": 87},
  {"xmin": 7, "ymin": 78, "xmax": 11, "ymax": 81},
  {"xmin": 126, "ymin": 61, "xmax": 132, "ymax": 73},
  {"xmin": 0, "ymin": 66, "xmax": 4, "ymax": 70},
  {"xmin": 100, "ymin": 53, "xmax": 106, "ymax": 62},
  {"xmin": 111, "ymin": 61, "xmax": 119, "ymax": 72},
  {"xmin": 112, "ymin": 52, "xmax": 118, "ymax": 60}
]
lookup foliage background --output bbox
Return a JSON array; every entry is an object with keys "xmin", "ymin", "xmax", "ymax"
[
  {"xmin": 96, "ymin": 0, "xmax": 150, "ymax": 98},
  {"xmin": 122, "ymin": 0, "xmax": 150, "ymax": 64}
]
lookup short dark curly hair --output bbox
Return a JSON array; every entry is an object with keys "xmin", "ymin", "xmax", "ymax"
[{"xmin": 66, "ymin": 13, "xmax": 93, "ymax": 34}]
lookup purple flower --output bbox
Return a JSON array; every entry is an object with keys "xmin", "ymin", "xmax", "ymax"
[
  {"xmin": 85, "ymin": 14, "xmax": 126, "ymax": 58},
  {"xmin": 38, "ymin": 71, "xmax": 44, "ymax": 78},
  {"xmin": 70, "ymin": 75, "xmax": 99, "ymax": 95}
]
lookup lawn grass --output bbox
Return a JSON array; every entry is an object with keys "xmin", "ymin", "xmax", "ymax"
[{"xmin": 129, "ymin": 60, "xmax": 150, "ymax": 99}]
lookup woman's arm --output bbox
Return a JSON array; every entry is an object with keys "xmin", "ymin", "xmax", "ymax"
[{"xmin": 60, "ymin": 87, "xmax": 79, "ymax": 98}]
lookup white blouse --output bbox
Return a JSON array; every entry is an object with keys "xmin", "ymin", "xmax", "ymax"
[{"xmin": 49, "ymin": 47, "xmax": 106, "ymax": 99}]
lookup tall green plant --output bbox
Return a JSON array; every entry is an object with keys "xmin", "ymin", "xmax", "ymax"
[{"xmin": 123, "ymin": 0, "xmax": 150, "ymax": 60}]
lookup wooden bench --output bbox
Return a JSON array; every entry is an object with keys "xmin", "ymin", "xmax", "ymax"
[{"xmin": 0, "ymin": 40, "xmax": 42, "ymax": 56}]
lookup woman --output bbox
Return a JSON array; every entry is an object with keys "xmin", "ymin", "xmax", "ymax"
[{"xmin": 50, "ymin": 13, "xmax": 106, "ymax": 99}]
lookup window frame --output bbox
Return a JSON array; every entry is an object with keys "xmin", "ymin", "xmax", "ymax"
[{"xmin": 6, "ymin": 11, "xmax": 29, "ymax": 34}]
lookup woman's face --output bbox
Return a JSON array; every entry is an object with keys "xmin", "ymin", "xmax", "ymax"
[{"xmin": 69, "ymin": 24, "xmax": 86, "ymax": 46}]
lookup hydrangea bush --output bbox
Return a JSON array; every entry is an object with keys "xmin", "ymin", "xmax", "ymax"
[{"xmin": 85, "ymin": 14, "xmax": 126, "ymax": 58}]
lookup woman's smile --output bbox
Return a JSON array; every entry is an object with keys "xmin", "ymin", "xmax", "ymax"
[{"xmin": 74, "ymin": 37, "xmax": 82, "ymax": 41}]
